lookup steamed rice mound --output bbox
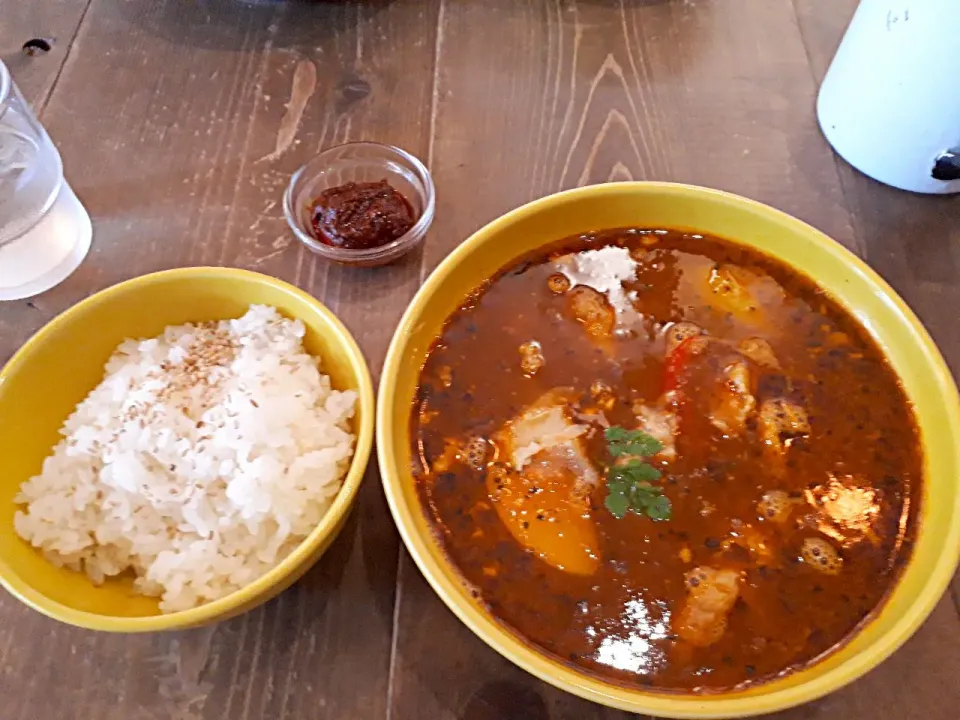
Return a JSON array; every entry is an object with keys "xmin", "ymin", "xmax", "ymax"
[{"xmin": 14, "ymin": 305, "xmax": 357, "ymax": 613}]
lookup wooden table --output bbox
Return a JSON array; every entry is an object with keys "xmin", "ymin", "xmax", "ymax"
[{"xmin": 1, "ymin": 2, "xmax": 957, "ymax": 718}]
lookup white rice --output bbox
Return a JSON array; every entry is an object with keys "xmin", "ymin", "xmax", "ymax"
[{"xmin": 14, "ymin": 305, "xmax": 357, "ymax": 613}]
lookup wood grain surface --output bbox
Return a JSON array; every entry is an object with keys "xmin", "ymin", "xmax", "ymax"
[{"xmin": 1, "ymin": 1, "xmax": 957, "ymax": 719}]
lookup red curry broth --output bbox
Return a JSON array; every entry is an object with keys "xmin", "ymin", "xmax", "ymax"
[{"xmin": 411, "ymin": 228, "xmax": 919, "ymax": 691}]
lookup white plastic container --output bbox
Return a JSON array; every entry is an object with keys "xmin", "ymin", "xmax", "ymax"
[{"xmin": 817, "ymin": 0, "xmax": 960, "ymax": 194}]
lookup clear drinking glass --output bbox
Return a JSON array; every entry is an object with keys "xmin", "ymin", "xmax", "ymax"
[{"xmin": 0, "ymin": 59, "xmax": 91, "ymax": 300}]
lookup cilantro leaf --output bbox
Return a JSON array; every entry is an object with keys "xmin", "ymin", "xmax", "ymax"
[
  {"xmin": 617, "ymin": 461, "xmax": 661, "ymax": 484},
  {"xmin": 603, "ymin": 427, "xmax": 633, "ymax": 442},
  {"xmin": 604, "ymin": 490, "xmax": 629, "ymax": 519},
  {"xmin": 606, "ymin": 476, "xmax": 629, "ymax": 495},
  {"xmin": 604, "ymin": 427, "xmax": 663, "ymax": 458},
  {"xmin": 602, "ymin": 426, "xmax": 672, "ymax": 521},
  {"xmin": 647, "ymin": 494, "xmax": 673, "ymax": 520}
]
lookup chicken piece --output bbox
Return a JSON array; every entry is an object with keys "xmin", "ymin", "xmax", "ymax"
[
  {"xmin": 589, "ymin": 380, "xmax": 616, "ymax": 411},
  {"xmin": 706, "ymin": 265, "xmax": 763, "ymax": 319},
  {"xmin": 532, "ymin": 442, "xmax": 600, "ymax": 492},
  {"xmin": 556, "ymin": 246, "xmax": 640, "ymax": 327},
  {"xmin": 807, "ymin": 474, "xmax": 882, "ymax": 547},
  {"xmin": 633, "ymin": 391, "xmax": 679, "ymax": 460},
  {"xmin": 738, "ymin": 337, "xmax": 780, "ymax": 370},
  {"xmin": 567, "ymin": 285, "xmax": 616, "ymax": 338},
  {"xmin": 428, "ymin": 435, "xmax": 490, "ymax": 474},
  {"xmin": 723, "ymin": 524, "xmax": 776, "ymax": 565},
  {"xmin": 487, "ymin": 392, "xmax": 602, "ymax": 575},
  {"xmin": 800, "ymin": 537, "xmax": 843, "ymax": 575},
  {"xmin": 757, "ymin": 397, "xmax": 810, "ymax": 457},
  {"xmin": 707, "ymin": 359, "xmax": 756, "ymax": 436},
  {"xmin": 463, "ymin": 436, "xmax": 490, "ymax": 471},
  {"xmin": 519, "ymin": 340, "xmax": 544, "ymax": 376},
  {"xmin": 757, "ymin": 489, "xmax": 799, "ymax": 524},
  {"xmin": 702, "ymin": 264, "xmax": 783, "ymax": 327},
  {"xmin": 430, "ymin": 439, "xmax": 462, "ymax": 474},
  {"xmin": 547, "ymin": 272, "xmax": 572, "ymax": 294},
  {"xmin": 664, "ymin": 321, "xmax": 705, "ymax": 355},
  {"xmin": 675, "ymin": 567, "xmax": 742, "ymax": 647},
  {"xmin": 507, "ymin": 392, "xmax": 595, "ymax": 489},
  {"xmin": 575, "ymin": 407, "xmax": 611, "ymax": 428}
]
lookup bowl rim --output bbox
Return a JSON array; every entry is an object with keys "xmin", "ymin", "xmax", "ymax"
[
  {"xmin": 0, "ymin": 266, "xmax": 376, "ymax": 631},
  {"xmin": 376, "ymin": 181, "xmax": 960, "ymax": 717}
]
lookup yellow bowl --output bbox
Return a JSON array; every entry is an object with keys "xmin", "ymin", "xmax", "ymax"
[
  {"xmin": 377, "ymin": 182, "xmax": 960, "ymax": 717},
  {"xmin": 0, "ymin": 267, "xmax": 374, "ymax": 631}
]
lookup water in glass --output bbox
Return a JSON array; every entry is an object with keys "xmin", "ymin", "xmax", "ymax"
[{"xmin": 0, "ymin": 59, "xmax": 91, "ymax": 300}]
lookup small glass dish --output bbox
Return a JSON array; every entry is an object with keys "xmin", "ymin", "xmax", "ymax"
[{"xmin": 283, "ymin": 142, "xmax": 435, "ymax": 267}]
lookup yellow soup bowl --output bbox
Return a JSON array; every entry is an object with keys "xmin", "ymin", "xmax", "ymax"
[
  {"xmin": 0, "ymin": 268, "xmax": 374, "ymax": 631},
  {"xmin": 377, "ymin": 182, "xmax": 960, "ymax": 717}
]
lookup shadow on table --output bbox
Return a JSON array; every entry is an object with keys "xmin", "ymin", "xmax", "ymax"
[
  {"xmin": 119, "ymin": 0, "xmax": 398, "ymax": 52},
  {"xmin": 286, "ymin": 464, "xmax": 399, "ymax": 627},
  {"xmin": 122, "ymin": 0, "xmax": 688, "ymax": 54},
  {"xmin": 580, "ymin": 0, "xmax": 679, "ymax": 6},
  {"xmin": 459, "ymin": 679, "xmax": 550, "ymax": 720}
]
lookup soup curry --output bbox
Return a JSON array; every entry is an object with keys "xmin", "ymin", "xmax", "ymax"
[{"xmin": 411, "ymin": 229, "xmax": 919, "ymax": 691}]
